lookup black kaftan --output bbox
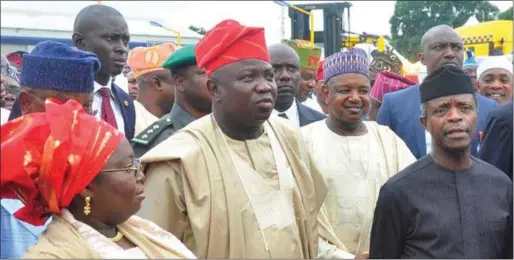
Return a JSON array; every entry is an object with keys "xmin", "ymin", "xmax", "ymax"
[{"xmin": 369, "ymin": 155, "xmax": 513, "ymax": 259}]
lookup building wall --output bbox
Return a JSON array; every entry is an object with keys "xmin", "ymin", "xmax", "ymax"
[
  {"xmin": 0, "ymin": 43, "xmax": 29, "ymax": 55},
  {"xmin": 1, "ymin": 27, "xmax": 200, "ymax": 55}
]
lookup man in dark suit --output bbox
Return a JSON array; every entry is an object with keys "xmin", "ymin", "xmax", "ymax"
[
  {"xmin": 8, "ymin": 5, "xmax": 136, "ymax": 139},
  {"xmin": 72, "ymin": 5, "xmax": 135, "ymax": 139},
  {"xmin": 377, "ymin": 25, "xmax": 496, "ymax": 158},
  {"xmin": 268, "ymin": 43, "xmax": 325, "ymax": 127},
  {"xmin": 479, "ymin": 102, "xmax": 513, "ymax": 180}
]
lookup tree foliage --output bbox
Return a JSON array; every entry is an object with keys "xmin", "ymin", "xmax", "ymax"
[
  {"xmin": 389, "ymin": 1, "xmax": 500, "ymax": 62},
  {"xmin": 498, "ymin": 7, "xmax": 513, "ymax": 20},
  {"xmin": 188, "ymin": 25, "xmax": 206, "ymax": 35}
]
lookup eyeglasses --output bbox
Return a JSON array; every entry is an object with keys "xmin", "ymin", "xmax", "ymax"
[{"xmin": 100, "ymin": 158, "xmax": 142, "ymax": 176}]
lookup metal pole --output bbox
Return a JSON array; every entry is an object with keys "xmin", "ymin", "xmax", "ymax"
[
  {"xmin": 309, "ymin": 11, "xmax": 314, "ymax": 43},
  {"xmin": 149, "ymin": 21, "xmax": 182, "ymax": 47},
  {"xmin": 273, "ymin": 1, "xmax": 315, "ymax": 43}
]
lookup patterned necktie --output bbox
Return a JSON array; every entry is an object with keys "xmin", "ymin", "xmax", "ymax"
[
  {"xmin": 98, "ymin": 88, "xmax": 118, "ymax": 129},
  {"xmin": 278, "ymin": 113, "xmax": 288, "ymax": 119}
]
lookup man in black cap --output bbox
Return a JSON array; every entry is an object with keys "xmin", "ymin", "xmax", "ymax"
[
  {"xmin": 131, "ymin": 44, "xmax": 212, "ymax": 158},
  {"xmin": 376, "ymin": 25, "xmax": 496, "ymax": 159},
  {"xmin": 369, "ymin": 64, "xmax": 513, "ymax": 259}
]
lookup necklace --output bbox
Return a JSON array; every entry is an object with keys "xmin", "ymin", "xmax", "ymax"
[{"xmin": 108, "ymin": 231, "xmax": 124, "ymax": 243}]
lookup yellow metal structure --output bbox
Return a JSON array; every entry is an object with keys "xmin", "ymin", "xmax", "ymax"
[
  {"xmin": 341, "ymin": 34, "xmax": 387, "ymax": 51},
  {"xmin": 455, "ymin": 20, "xmax": 513, "ymax": 57},
  {"xmin": 288, "ymin": 4, "xmax": 315, "ymax": 44},
  {"xmin": 161, "ymin": 28, "xmax": 182, "ymax": 47}
]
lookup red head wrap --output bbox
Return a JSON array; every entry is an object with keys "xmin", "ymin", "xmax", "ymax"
[
  {"xmin": 6, "ymin": 51, "xmax": 26, "ymax": 71},
  {"xmin": 195, "ymin": 19, "xmax": 270, "ymax": 77},
  {"xmin": 316, "ymin": 60, "xmax": 324, "ymax": 81},
  {"xmin": 1, "ymin": 99, "xmax": 123, "ymax": 226},
  {"xmin": 371, "ymin": 71, "xmax": 417, "ymax": 102}
]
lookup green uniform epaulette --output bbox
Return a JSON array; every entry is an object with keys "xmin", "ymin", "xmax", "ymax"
[{"xmin": 131, "ymin": 116, "xmax": 176, "ymax": 146}]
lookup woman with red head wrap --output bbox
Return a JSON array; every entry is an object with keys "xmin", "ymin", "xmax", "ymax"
[{"xmin": 1, "ymin": 99, "xmax": 195, "ymax": 258}]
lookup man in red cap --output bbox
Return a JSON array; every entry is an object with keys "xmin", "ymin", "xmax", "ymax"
[
  {"xmin": 138, "ymin": 19, "xmax": 354, "ymax": 259},
  {"xmin": 314, "ymin": 59, "xmax": 329, "ymax": 114}
]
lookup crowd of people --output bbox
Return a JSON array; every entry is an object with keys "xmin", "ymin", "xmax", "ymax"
[{"xmin": 0, "ymin": 4, "xmax": 513, "ymax": 259}]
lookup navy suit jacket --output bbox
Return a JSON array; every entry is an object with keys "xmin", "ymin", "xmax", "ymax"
[
  {"xmin": 297, "ymin": 101, "xmax": 325, "ymax": 127},
  {"xmin": 478, "ymin": 102, "xmax": 513, "ymax": 180},
  {"xmin": 377, "ymin": 84, "xmax": 497, "ymax": 159},
  {"xmin": 8, "ymin": 83, "xmax": 136, "ymax": 139}
]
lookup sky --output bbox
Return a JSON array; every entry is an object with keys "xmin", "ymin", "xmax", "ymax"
[{"xmin": 1, "ymin": 0, "xmax": 512, "ymax": 44}]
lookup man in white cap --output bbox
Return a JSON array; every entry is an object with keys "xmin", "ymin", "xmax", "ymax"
[{"xmin": 476, "ymin": 56, "xmax": 513, "ymax": 105}]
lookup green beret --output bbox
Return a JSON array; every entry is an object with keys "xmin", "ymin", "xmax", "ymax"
[
  {"xmin": 282, "ymin": 39, "xmax": 321, "ymax": 71},
  {"xmin": 162, "ymin": 44, "xmax": 197, "ymax": 70}
]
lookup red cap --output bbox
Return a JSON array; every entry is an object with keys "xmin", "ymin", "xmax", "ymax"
[
  {"xmin": 371, "ymin": 71, "xmax": 417, "ymax": 102},
  {"xmin": 6, "ymin": 52, "xmax": 25, "ymax": 70},
  {"xmin": 316, "ymin": 59, "xmax": 324, "ymax": 81},
  {"xmin": 195, "ymin": 19, "xmax": 270, "ymax": 77}
]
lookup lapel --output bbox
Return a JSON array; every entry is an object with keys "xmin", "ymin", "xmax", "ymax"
[
  {"xmin": 297, "ymin": 102, "xmax": 313, "ymax": 127},
  {"xmin": 111, "ymin": 82, "xmax": 135, "ymax": 139},
  {"xmin": 410, "ymin": 86, "xmax": 427, "ymax": 158}
]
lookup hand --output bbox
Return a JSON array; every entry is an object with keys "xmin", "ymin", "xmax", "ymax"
[{"xmin": 354, "ymin": 252, "xmax": 369, "ymax": 259}]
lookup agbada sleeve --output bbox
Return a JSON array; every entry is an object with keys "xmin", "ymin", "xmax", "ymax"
[
  {"xmin": 137, "ymin": 161, "xmax": 188, "ymax": 240},
  {"xmin": 317, "ymin": 206, "xmax": 355, "ymax": 259},
  {"xmin": 393, "ymin": 131, "xmax": 416, "ymax": 173},
  {"xmin": 369, "ymin": 183, "xmax": 406, "ymax": 259}
]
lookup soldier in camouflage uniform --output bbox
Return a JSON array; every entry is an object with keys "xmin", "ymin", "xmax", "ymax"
[{"xmin": 131, "ymin": 44, "xmax": 212, "ymax": 158}]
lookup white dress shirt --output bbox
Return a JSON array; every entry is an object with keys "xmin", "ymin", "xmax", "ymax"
[
  {"xmin": 93, "ymin": 78, "xmax": 125, "ymax": 134},
  {"xmin": 1, "ymin": 107, "xmax": 10, "ymax": 125},
  {"xmin": 272, "ymin": 99, "xmax": 300, "ymax": 126}
]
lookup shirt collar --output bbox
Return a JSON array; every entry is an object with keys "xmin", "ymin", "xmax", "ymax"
[
  {"xmin": 273, "ymin": 99, "xmax": 297, "ymax": 116},
  {"xmin": 94, "ymin": 77, "xmax": 113, "ymax": 94}
]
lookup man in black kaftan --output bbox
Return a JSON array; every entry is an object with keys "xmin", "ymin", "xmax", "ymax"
[{"xmin": 369, "ymin": 64, "xmax": 513, "ymax": 259}]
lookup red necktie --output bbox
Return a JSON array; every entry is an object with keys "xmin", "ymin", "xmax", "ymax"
[{"xmin": 99, "ymin": 88, "xmax": 118, "ymax": 129}]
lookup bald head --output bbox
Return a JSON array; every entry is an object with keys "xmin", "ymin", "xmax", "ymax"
[
  {"xmin": 268, "ymin": 43, "xmax": 301, "ymax": 112},
  {"xmin": 418, "ymin": 24, "xmax": 464, "ymax": 74},
  {"xmin": 420, "ymin": 24, "xmax": 460, "ymax": 51},
  {"xmin": 73, "ymin": 5, "xmax": 124, "ymax": 34},
  {"xmin": 269, "ymin": 43, "xmax": 300, "ymax": 65},
  {"xmin": 72, "ymin": 5, "xmax": 129, "ymax": 83}
]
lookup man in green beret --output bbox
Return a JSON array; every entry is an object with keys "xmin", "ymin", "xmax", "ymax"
[
  {"xmin": 131, "ymin": 44, "xmax": 212, "ymax": 158},
  {"xmin": 283, "ymin": 39, "xmax": 322, "ymax": 104}
]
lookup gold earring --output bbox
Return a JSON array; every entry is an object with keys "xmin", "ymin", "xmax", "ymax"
[{"xmin": 84, "ymin": 196, "xmax": 91, "ymax": 216}]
